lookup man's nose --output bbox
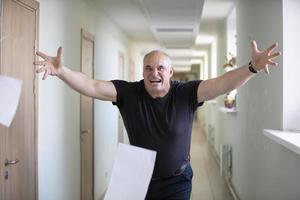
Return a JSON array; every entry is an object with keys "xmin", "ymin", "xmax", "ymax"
[{"xmin": 151, "ymin": 68, "xmax": 158, "ymax": 76}]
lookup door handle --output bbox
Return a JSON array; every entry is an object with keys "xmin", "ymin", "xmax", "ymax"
[{"xmin": 5, "ymin": 159, "xmax": 19, "ymax": 166}]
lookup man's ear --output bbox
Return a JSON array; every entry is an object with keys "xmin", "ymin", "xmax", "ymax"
[{"xmin": 170, "ymin": 67, "xmax": 174, "ymax": 77}]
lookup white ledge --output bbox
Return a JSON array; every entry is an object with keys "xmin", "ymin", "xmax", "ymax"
[
  {"xmin": 219, "ymin": 107, "xmax": 237, "ymax": 113},
  {"xmin": 264, "ymin": 129, "xmax": 300, "ymax": 156}
]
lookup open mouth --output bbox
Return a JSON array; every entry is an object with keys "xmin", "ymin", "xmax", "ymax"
[{"xmin": 150, "ymin": 80, "xmax": 162, "ymax": 84}]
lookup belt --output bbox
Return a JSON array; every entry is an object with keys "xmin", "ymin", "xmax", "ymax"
[{"xmin": 151, "ymin": 160, "xmax": 190, "ymax": 181}]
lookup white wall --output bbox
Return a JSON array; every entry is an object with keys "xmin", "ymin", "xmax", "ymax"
[
  {"xmin": 213, "ymin": 0, "xmax": 300, "ymax": 199},
  {"xmin": 283, "ymin": 0, "xmax": 300, "ymax": 131},
  {"xmin": 93, "ymin": 10, "xmax": 131, "ymax": 200},
  {"xmin": 38, "ymin": 1, "xmax": 130, "ymax": 199}
]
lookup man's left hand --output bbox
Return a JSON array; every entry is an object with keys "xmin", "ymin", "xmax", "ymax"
[{"xmin": 251, "ymin": 40, "xmax": 281, "ymax": 74}]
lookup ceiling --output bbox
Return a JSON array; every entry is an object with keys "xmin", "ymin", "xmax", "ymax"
[
  {"xmin": 92, "ymin": 0, "xmax": 234, "ymax": 48},
  {"xmin": 201, "ymin": 0, "xmax": 235, "ymax": 20}
]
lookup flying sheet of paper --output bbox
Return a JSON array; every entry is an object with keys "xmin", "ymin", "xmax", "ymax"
[
  {"xmin": 0, "ymin": 75, "xmax": 22, "ymax": 127},
  {"xmin": 104, "ymin": 143, "xmax": 157, "ymax": 200}
]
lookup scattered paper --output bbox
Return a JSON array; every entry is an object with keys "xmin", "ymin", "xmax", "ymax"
[
  {"xmin": 0, "ymin": 75, "xmax": 22, "ymax": 127},
  {"xmin": 104, "ymin": 143, "xmax": 156, "ymax": 200}
]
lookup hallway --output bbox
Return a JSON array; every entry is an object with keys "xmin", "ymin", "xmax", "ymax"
[
  {"xmin": 6, "ymin": 0, "xmax": 297, "ymax": 199},
  {"xmin": 191, "ymin": 121, "xmax": 233, "ymax": 200}
]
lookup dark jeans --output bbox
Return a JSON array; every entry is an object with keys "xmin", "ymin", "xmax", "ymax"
[{"xmin": 145, "ymin": 164, "xmax": 193, "ymax": 200}]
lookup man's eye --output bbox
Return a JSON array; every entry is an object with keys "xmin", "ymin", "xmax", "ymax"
[{"xmin": 158, "ymin": 66, "xmax": 165, "ymax": 71}]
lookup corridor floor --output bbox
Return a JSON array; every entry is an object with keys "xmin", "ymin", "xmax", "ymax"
[{"xmin": 190, "ymin": 122, "xmax": 233, "ymax": 200}]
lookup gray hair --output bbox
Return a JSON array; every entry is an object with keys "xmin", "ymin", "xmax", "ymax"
[{"xmin": 143, "ymin": 50, "xmax": 172, "ymax": 68}]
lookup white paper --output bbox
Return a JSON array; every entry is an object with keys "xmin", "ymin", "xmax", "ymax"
[
  {"xmin": 104, "ymin": 143, "xmax": 157, "ymax": 200},
  {"xmin": 0, "ymin": 75, "xmax": 22, "ymax": 127}
]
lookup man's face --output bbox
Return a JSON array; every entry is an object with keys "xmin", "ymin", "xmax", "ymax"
[{"xmin": 143, "ymin": 52, "xmax": 173, "ymax": 97}]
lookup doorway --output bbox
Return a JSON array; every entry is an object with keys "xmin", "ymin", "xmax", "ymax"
[
  {"xmin": 80, "ymin": 28, "xmax": 95, "ymax": 200},
  {"xmin": 0, "ymin": 0, "xmax": 39, "ymax": 199}
]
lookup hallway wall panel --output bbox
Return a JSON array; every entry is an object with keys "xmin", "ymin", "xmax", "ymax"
[{"xmin": 215, "ymin": 0, "xmax": 300, "ymax": 199}]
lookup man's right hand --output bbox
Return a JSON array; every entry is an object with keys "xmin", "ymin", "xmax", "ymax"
[
  {"xmin": 34, "ymin": 47, "xmax": 63, "ymax": 80},
  {"xmin": 34, "ymin": 47, "xmax": 117, "ymax": 102}
]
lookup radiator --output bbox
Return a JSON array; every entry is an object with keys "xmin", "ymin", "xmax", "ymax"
[{"xmin": 220, "ymin": 144, "xmax": 232, "ymax": 177}]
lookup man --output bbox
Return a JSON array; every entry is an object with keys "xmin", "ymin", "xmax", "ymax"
[{"xmin": 34, "ymin": 40, "xmax": 280, "ymax": 199}]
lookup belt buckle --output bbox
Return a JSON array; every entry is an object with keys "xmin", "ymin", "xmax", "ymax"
[
  {"xmin": 173, "ymin": 161, "xmax": 189, "ymax": 176},
  {"xmin": 151, "ymin": 161, "xmax": 190, "ymax": 181}
]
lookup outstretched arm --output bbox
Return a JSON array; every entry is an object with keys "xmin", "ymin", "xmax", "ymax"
[
  {"xmin": 197, "ymin": 40, "xmax": 281, "ymax": 103},
  {"xmin": 34, "ymin": 47, "xmax": 116, "ymax": 102}
]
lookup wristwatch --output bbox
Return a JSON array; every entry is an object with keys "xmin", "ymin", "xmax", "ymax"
[{"xmin": 248, "ymin": 61, "xmax": 258, "ymax": 73}]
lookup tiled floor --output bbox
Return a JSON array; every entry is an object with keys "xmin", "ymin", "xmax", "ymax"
[{"xmin": 190, "ymin": 122, "xmax": 233, "ymax": 200}]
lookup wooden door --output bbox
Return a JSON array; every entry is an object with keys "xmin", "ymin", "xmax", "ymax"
[
  {"xmin": 80, "ymin": 28, "xmax": 95, "ymax": 200},
  {"xmin": 0, "ymin": 0, "xmax": 39, "ymax": 200}
]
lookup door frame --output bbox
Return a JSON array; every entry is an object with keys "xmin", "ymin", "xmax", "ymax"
[{"xmin": 80, "ymin": 28, "xmax": 95, "ymax": 200}]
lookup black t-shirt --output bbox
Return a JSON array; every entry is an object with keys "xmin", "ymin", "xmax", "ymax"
[{"xmin": 111, "ymin": 79, "xmax": 204, "ymax": 178}]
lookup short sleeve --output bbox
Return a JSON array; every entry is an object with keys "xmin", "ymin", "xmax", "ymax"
[
  {"xmin": 178, "ymin": 80, "xmax": 204, "ymax": 110},
  {"xmin": 111, "ymin": 80, "xmax": 129, "ymax": 108}
]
